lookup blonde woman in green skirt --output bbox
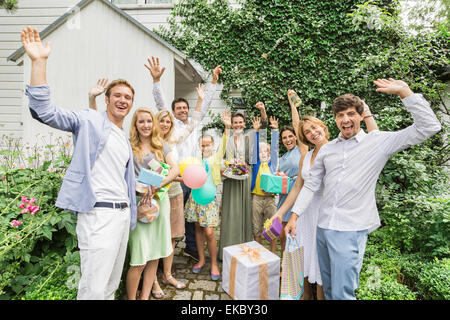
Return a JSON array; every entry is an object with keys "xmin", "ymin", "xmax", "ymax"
[{"xmin": 126, "ymin": 107, "xmax": 180, "ymax": 300}]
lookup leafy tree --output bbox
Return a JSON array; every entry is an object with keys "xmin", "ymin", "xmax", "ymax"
[
  {"xmin": 157, "ymin": 0, "xmax": 449, "ymax": 257},
  {"xmin": 0, "ymin": 0, "xmax": 18, "ymax": 11}
]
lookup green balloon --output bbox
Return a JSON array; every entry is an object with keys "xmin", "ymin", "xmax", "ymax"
[{"xmin": 192, "ymin": 178, "xmax": 216, "ymax": 205}]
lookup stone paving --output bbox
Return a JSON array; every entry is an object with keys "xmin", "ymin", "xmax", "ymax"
[{"xmin": 148, "ymin": 230, "xmax": 283, "ymax": 301}]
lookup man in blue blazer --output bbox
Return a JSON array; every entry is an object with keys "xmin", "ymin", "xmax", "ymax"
[{"xmin": 21, "ymin": 26, "xmax": 137, "ymax": 300}]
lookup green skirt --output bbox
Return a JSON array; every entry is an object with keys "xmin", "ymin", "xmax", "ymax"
[
  {"xmin": 128, "ymin": 196, "xmax": 173, "ymax": 266},
  {"xmin": 218, "ymin": 174, "xmax": 253, "ymax": 260}
]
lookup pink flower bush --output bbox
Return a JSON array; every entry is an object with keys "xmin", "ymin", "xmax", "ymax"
[{"xmin": 18, "ymin": 196, "xmax": 40, "ymax": 215}]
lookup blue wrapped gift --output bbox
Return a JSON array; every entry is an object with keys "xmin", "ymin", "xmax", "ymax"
[
  {"xmin": 260, "ymin": 173, "xmax": 292, "ymax": 194},
  {"xmin": 137, "ymin": 168, "xmax": 164, "ymax": 187}
]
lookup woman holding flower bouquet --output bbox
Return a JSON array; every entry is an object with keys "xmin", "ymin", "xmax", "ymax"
[
  {"xmin": 125, "ymin": 107, "xmax": 180, "ymax": 300},
  {"xmin": 218, "ymin": 104, "xmax": 268, "ymax": 260}
]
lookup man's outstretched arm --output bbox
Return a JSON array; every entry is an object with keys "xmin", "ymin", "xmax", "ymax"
[
  {"xmin": 22, "ymin": 26, "xmax": 50, "ymax": 86},
  {"xmin": 373, "ymin": 78, "xmax": 442, "ymax": 156},
  {"xmin": 23, "ymin": 26, "xmax": 79, "ymax": 133},
  {"xmin": 146, "ymin": 56, "xmax": 168, "ymax": 111}
]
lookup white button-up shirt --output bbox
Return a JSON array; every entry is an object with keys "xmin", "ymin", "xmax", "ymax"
[
  {"xmin": 292, "ymin": 93, "xmax": 441, "ymax": 233},
  {"xmin": 152, "ymin": 81, "xmax": 216, "ymax": 161}
]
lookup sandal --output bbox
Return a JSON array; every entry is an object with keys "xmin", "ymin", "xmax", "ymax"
[
  {"xmin": 192, "ymin": 263, "xmax": 205, "ymax": 274},
  {"xmin": 162, "ymin": 275, "xmax": 186, "ymax": 289},
  {"xmin": 210, "ymin": 272, "xmax": 221, "ymax": 281},
  {"xmin": 151, "ymin": 280, "xmax": 165, "ymax": 299}
]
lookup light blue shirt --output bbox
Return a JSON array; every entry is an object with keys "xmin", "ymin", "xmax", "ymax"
[
  {"xmin": 279, "ymin": 145, "xmax": 301, "ymax": 178},
  {"xmin": 25, "ymin": 85, "xmax": 137, "ymax": 230}
]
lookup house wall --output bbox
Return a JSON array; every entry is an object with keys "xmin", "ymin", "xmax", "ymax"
[
  {"xmin": 1, "ymin": 0, "xmax": 235, "ymax": 140},
  {"xmin": 20, "ymin": 0, "xmax": 176, "ymax": 144},
  {"xmin": 120, "ymin": 1, "xmax": 231, "ymax": 127},
  {"xmin": 0, "ymin": 0, "xmax": 80, "ymax": 138}
]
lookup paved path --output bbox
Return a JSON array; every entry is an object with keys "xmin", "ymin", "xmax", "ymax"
[{"xmin": 149, "ymin": 230, "xmax": 283, "ymax": 300}]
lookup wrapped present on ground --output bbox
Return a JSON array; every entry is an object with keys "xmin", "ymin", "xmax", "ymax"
[
  {"xmin": 260, "ymin": 172, "xmax": 292, "ymax": 194},
  {"xmin": 262, "ymin": 218, "xmax": 283, "ymax": 242},
  {"xmin": 222, "ymin": 241, "xmax": 280, "ymax": 300}
]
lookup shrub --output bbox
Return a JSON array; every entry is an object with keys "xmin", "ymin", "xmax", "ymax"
[
  {"xmin": 0, "ymin": 134, "xmax": 77, "ymax": 299},
  {"xmin": 357, "ymin": 236, "xmax": 417, "ymax": 300}
]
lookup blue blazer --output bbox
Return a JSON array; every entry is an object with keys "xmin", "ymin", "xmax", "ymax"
[{"xmin": 26, "ymin": 85, "xmax": 137, "ymax": 230}]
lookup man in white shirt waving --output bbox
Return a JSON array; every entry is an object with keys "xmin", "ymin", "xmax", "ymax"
[{"xmin": 286, "ymin": 78, "xmax": 441, "ymax": 300}]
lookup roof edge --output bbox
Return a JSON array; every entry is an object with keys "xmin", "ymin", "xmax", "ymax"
[{"xmin": 7, "ymin": 0, "xmax": 187, "ymax": 62}]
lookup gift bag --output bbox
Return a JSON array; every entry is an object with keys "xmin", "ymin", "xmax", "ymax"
[
  {"xmin": 137, "ymin": 187, "xmax": 160, "ymax": 223},
  {"xmin": 280, "ymin": 234, "xmax": 304, "ymax": 300}
]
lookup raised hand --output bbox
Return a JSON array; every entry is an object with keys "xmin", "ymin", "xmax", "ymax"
[
  {"xmin": 269, "ymin": 116, "xmax": 279, "ymax": 130},
  {"xmin": 255, "ymin": 101, "xmax": 265, "ymax": 111},
  {"xmin": 89, "ymin": 78, "xmax": 109, "ymax": 98},
  {"xmin": 212, "ymin": 65, "xmax": 222, "ymax": 84},
  {"xmin": 144, "ymin": 56, "xmax": 166, "ymax": 82},
  {"xmin": 196, "ymin": 83, "xmax": 205, "ymax": 101},
  {"xmin": 252, "ymin": 116, "xmax": 261, "ymax": 131},
  {"xmin": 221, "ymin": 109, "xmax": 232, "ymax": 129},
  {"xmin": 374, "ymin": 78, "xmax": 413, "ymax": 99},
  {"xmin": 21, "ymin": 26, "xmax": 51, "ymax": 61},
  {"xmin": 287, "ymin": 89, "xmax": 297, "ymax": 97}
]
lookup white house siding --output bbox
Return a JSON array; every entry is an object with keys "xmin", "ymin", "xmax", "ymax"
[
  {"xmin": 0, "ymin": 0, "xmax": 237, "ymax": 139},
  {"xmin": 0, "ymin": 0, "xmax": 80, "ymax": 138},
  {"xmin": 120, "ymin": 2, "xmax": 231, "ymax": 127},
  {"xmin": 20, "ymin": 0, "xmax": 176, "ymax": 144}
]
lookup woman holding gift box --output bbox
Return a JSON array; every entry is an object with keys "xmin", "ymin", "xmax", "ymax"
[
  {"xmin": 273, "ymin": 98, "xmax": 378, "ymax": 300},
  {"xmin": 125, "ymin": 107, "xmax": 181, "ymax": 300}
]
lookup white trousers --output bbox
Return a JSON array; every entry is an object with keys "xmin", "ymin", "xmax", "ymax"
[{"xmin": 76, "ymin": 206, "xmax": 130, "ymax": 300}]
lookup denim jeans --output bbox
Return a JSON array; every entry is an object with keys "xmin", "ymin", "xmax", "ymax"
[
  {"xmin": 181, "ymin": 182, "xmax": 198, "ymax": 252},
  {"xmin": 316, "ymin": 227, "xmax": 368, "ymax": 300}
]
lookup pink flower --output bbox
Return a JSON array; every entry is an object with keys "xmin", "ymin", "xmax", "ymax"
[
  {"xmin": 29, "ymin": 198, "xmax": 37, "ymax": 204},
  {"xmin": 31, "ymin": 206, "xmax": 40, "ymax": 215},
  {"xmin": 11, "ymin": 220, "xmax": 23, "ymax": 227},
  {"xmin": 19, "ymin": 203, "xmax": 25, "ymax": 209},
  {"xmin": 26, "ymin": 204, "xmax": 32, "ymax": 210},
  {"xmin": 21, "ymin": 209, "xmax": 28, "ymax": 214},
  {"xmin": 21, "ymin": 196, "xmax": 28, "ymax": 202}
]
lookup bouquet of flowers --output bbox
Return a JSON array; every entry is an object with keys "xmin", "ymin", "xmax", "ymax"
[{"xmin": 222, "ymin": 159, "xmax": 250, "ymax": 180}]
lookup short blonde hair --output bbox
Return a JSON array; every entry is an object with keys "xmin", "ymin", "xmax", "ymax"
[
  {"xmin": 259, "ymin": 141, "xmax": 270, "ymax": 154},
  {"xmin": 297, "ymin": 116, "xmax": 330, "ymax": 147}
]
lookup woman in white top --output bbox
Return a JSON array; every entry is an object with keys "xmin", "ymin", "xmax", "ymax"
[{"xmin": 273, "ymin": 93, "xmax": 378, "ymax": 300}]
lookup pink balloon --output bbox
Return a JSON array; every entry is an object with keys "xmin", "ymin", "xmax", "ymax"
[{"xmin": 182, "ymin": 164, "xmax": 207, "ymax": 189}]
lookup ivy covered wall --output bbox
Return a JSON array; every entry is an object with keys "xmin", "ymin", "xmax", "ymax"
[{"xmin": 157, "ymin": 0, "xmax": 449, "ymax": 259}]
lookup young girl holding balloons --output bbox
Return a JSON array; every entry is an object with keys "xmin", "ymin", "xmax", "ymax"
[{"xmin": 184, "ymin": 110, "xmax": 231, "ymax": 280}]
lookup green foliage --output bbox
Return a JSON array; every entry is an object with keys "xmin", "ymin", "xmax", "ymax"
[
  {"xmin": 158, "ymin": 0, "xmax": 448, "ymax": 251},
  {"xmin": 358, "ymin": 232, "xmax": 450, "ymax": 300},
  {"xmin": 20, "ymin": 251, "xmax": 79, "ymax": 300},
  {"xmin": 0, "ymin": 0, "xmax": 18, "ymax": 11},
  {"xmin": 379, "ymin": 195, "xmax": 449, "ymax": 257},
  {"xmin": 357, "ymin": 237, "xmax": 417, "ymax": 300},
  {"xmin": 0, "ymin": 134, "xmax": 77, "ymax": 299},
  {"xmin": 157, "ymin": 0, "xmax": 449, "ymax": 300}
]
